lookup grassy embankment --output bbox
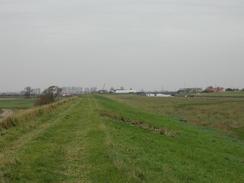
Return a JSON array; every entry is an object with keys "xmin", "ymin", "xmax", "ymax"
[
  {"xmin": 109, "ymin": 95, "xmax": 244, "ymax": 140},
  {"xmin": 0, "ymin": 95, "xmax": 243, "ymax": 182}
]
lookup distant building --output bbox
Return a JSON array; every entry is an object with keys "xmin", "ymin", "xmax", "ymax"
[
  {"xmin": 146, "ymin": 93, "xmax": 172, "ymax": 97},
  {"xmin": 155, "ymin": 93, "xmax": 172, "ymax": 97},
  {"xmin": 146, "ymin": 93, "xmax": 156, "ymax": 97},
  {"xmin": 205, "ymin": 86, "xmax": 225, "ymax": 93},
  {"xmin": 98, "ymin": 90, "xmax": 108, "ymax": 94},
  {"xmin": 112, "ymin": 89, "xmax": 137, "ymax": 94},
  {"xmin": 61, "ymin": 87, "xmax": 83, "ymax": 96}
]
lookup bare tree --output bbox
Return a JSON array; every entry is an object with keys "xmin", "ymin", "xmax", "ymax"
[
  {"xmin": 24, "ymin": 87, "xmax": 32, "ymax": 98},
  {"xmin": 36, "ymin": 86, "xmax": 62, "ymax": 105}
]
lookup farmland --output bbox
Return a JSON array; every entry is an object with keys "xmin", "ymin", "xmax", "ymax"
[
  {"xmin": 0, "ymin": 97, "xmax": 36, "ymax": 109},
  {"xmin": 109, "ymin": 95, "xmax": 244, "ymax": 140},
  {"xmin": 195, "ymin": 91, "xmax": 244, "ymax": 97},
  {"xmin": 0, "ymin": 97, "xmax": 36, "ymax": 119},
  {"xmin": 0, "ymin": 95, "xmax": 243, "ymax": 182}
]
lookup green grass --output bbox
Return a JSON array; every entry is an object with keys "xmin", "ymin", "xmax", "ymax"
[
  {"xmin": 0, "ymin": 95, "xmax": 243, "ymax": 182},
  {"xmin": 109, "ymin": 95, "xmax": 244, "ymax": 140},
  {"xmin": 0, "ymin": 97, "xmax": 36, "ymax": 119},
  {"xmin": 0, "ymin": 97, "xmax": 36, "ymax": 109}
]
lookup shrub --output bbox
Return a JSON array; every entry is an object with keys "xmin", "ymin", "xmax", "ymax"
[
  {"xmin": 35, "ymin": 86, "xmax": 62, "ymax": 106},
  {"xmin": 35, "ymin": 95, "xmax": 55, "ymax": 106}
]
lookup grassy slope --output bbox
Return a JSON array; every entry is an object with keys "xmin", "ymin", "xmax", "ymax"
[
  {"xmin": 0, "ymin": 95, "xmax": 243, "ymax": 182},
  {"xmin": 108, "ymin": 95, "xmax": 244, "ymax": 140}
]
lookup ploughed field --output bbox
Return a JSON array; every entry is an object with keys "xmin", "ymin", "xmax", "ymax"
[{"xmin": 0, "ymin": 95, "xmax": 243, "ymax": 182}]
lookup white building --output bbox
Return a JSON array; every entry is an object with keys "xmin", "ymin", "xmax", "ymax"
[
  {"xmin": 146, "ymin": 93, "xmax": 172, "ymax": 97},
  {"xmin": 155, "ymin": 93, "xmax": 172, "ymax": 97},
  {"xmin": 114, "ymin": 89, "xmax": 137, "ymax": 94}
]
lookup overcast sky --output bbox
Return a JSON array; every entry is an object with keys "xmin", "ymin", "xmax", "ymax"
[{"xmin": 0, "ymin": 0, "xmax": 243, "ymax": 91}]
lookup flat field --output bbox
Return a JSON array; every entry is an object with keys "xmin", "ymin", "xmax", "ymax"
[
  {"xmin": 0, "ymin": 97, "xmax": 36, "ymax": 109},
  {"xmin": 196, "ymin": 91, "xmax": 244, "ymax": 97},
  {"xmin": 109, "ymin": 95, "xmax": 244, "ymax": 140},
  {"xmin": 0, "ymin": 97, "xmax": 36, "ymax": 118},
  {"xmin": 0, "ymin": 95, "xmax": 243, "ymax": 182}
]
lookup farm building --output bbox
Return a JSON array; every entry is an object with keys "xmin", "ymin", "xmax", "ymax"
[{"xmin": 205, "ymin": 86, "xmax": 225, "ymax": 93}]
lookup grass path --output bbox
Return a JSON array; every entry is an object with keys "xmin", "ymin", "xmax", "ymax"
[
  {"xmin": 0, "ymin": 95, "xmax": 243, "ymax": 182},
  {"xmin": 0, "ymin": 97, "xmax": 93, "ymax": 182},
  {"xmin": 0, "ymin": 96, "xmax": 130, "ymax": 182}
]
